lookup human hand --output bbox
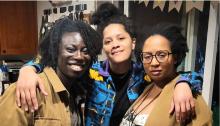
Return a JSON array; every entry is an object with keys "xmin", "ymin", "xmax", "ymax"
[
  {"xmin": 16, "ymin": 66, "xmax": 48, "ymax": 112},
  {"xmin": 169, "ymin": 82, "xmax": 195, "ymax": 124}
]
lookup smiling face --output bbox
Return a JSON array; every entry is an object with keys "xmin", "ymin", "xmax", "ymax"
[
  {"xmin": 142, "ymin": 35, "xmax": 176, "ymax": 82},
  {"xmin": 57, "ymin": 32, "xmax": 91, "ymax": 79},
  {"xmin": 102, "ymin": 24, "xmax": 135, "ymax": 64}
]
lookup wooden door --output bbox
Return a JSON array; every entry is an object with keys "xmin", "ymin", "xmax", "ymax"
[{"xmin": 0, "ymin": 1, "xmax": 37, "ymax": 55}]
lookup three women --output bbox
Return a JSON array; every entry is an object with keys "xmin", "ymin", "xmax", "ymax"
[{"xmin": 14, "ymin": 3, "xmax": 202, "ymax": 126}]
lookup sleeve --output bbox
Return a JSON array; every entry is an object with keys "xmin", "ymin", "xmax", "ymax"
[
  {"xmin": 177, "ymin": 71, "xmax": 203, "ymax": 94},
  {"xmin": 0, "ymin": 84, "xmax": 33, "ymax": 126},
  {"xmin": 24, "ymin": 55, "xmax": 44, "ymax": 73}
]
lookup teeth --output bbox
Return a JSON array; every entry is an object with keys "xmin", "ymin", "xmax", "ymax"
[{"xmin": 70, "ymin": 65, "xmax": 83, "ymax": 71}]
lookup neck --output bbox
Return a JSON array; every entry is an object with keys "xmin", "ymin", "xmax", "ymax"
[
  {"xmin": 56, "ymin": 68, "xmax": 76, "ymax": 92},
  {"xmin": 109, "ymin": 60, "xmax": 131, "ymax": 74}
]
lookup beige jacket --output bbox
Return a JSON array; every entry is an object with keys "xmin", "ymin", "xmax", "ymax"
[
  {"xmin": 124, "ymin": 76, "xmax": 212, "ymax": 126},
  {"xmin": 0, "ymin": 67, "xmax": 72, "ymax": 126}
]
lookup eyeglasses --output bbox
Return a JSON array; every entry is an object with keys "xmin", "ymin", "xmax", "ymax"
[{"xmin": 140, "ymin": 50, "xmax": 173, "ymax": 64}]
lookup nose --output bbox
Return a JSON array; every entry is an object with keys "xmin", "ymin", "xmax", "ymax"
[
  {"xmin": 150, "ymin": 56, "xmax": 160, "ymax": 66},
  {"xmin": 112, "ymin": 39, "xmax": 120, "ymax": 49},
  {"xmin": 74, "ymin": 50, "xmax": 84, "ymax": 60}
]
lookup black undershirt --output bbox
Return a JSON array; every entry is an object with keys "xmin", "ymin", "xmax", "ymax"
[{"xmin": 109, "ymin": 69, "xmax": 132, "ymax": 126}]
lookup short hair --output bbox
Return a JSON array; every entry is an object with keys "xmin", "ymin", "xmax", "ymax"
[
  {"xmin": 91, "ymin": 2, "xmax": 135, "ymax": 39},
  {"xmin": 136, "ymin": 23, "xmax": 188, "ymax": 68},
  {"xmin": 39, "ymin": 17, "xmax": 102, "ymax": 69}
]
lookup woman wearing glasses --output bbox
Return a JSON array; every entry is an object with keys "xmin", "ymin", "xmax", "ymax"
[
  {"xmin": 120, "ymin": 23, "xmax": 212, "ymax": 126},
  {"xmin": 15, "ymin": 3, "xmax": 202, "ymax": 126}
]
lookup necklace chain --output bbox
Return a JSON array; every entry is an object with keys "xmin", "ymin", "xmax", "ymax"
[{"xmin": 129, "ymin": 84, "xmax": 161, "ymax": 125}]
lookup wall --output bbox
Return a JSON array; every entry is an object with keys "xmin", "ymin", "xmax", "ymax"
[
  {"xmin": 37, "ymin": 1, "xmax": 52, "ymax": 38},
  {"xmin": 37, "ymin": 1, "xmax": 95, "ymax": 39},
  {"xmin": 37, "ymin": 1, "xmax": 52, "ymax": 39}
]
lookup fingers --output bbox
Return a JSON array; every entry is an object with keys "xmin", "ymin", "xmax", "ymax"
[
  {"xmin": 169, "ymin": 100, "xmax": 175, "ymax": 114},
  {"xmin": 29, "ymin": 88, "xmax": 38, "ymax": 111},
  {"xmin": 179, "ymin": 99, "xmax": 196, "ymax": 125},
  {"xmin": 17, "ymin": 86, "xmax": 38, "ymax": 112},
  {"xmin": 185, "ymin": 100, "xmax": 191, "ymax": 120},
  {"xmin": 15, "ymin": 65, "xmax": 44, "ymax": 112},
  {"xmin": 180, "ymin": 102, "xmax": 186, "ymax": 123},
  {"xmin": 15, "ymin": 87, "xmax": 21, "ymax": 107},
  {"xmin": 190, "ymin": 98, "xmax": 195, "ymax": 118},
  {"xmin": 173, "ymin": 82, "xmax": 195, "ymax": 124},
  {"xmin": 24, "ymin": 89, "xmax": 35, "ymax": 112},
  {"xmin": 174, "ymin": 102, "xmax": 181, "ymax": 122},
  {"xmin": 38, "ymin": 78, "xmax": 48, "ymax": 96},
  {"xmin": 20, "ymin": 90, "xmax": 28, "ymax": 111}
]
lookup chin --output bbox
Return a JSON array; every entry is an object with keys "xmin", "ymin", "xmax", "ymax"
[
  {"xmin": 67, "ymin": 71, "xmax": 83, "ymax": 78},
  {"xmin": 149, "ymin": 75, "xmax": 163, "ymax": 82},
  {"xmin": 110, "ymin": 57, "xmax": 130, "ymax": 64}
]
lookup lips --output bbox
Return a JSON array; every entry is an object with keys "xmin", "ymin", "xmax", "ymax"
[
  {"xmin": 111, "ymin": 50, "xmax": 123, "ymax": 55},
  {"xmin": 150, "ymin": 70, "xmax": 162, "ymax": 76}
]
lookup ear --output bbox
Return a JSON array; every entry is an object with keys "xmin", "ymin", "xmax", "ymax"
[{"xmin": 132, "ymin": 38, "xmax": 136, "ymax": 50}]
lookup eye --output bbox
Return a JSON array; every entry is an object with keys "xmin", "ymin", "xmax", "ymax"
[
  {"xmin": 143, "ymin": 54, "xmax": 152, "ymax": 60},
  {"xmin": 119, "ymin": 37, "xmax": 125, "ymax": 40},
  {"xmin": 157, "ymin": 52, "xmax": 167, "ymax": 58},
  {"xmin": 104, "ymin": 40, "xmax": 111, "ymax": 45},
  {"xmin": 81, "ymin": 47, "xmax": 89, "ymax": 55},
  {"xmin": 66, "ymin": 46, "xmax": 76, "ymax": 53}
]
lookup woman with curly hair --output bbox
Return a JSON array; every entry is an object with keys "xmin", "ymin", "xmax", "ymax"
[
  {"xmin": 15, "ymin": 3, "xmax": 202, "ymax": 126},
  {"xmin": 120, "ymin": 23, "xmax": 212, "ymax": 126}
]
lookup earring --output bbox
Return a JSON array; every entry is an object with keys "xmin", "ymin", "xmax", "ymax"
[{"xmin": 144, "ymin": 74, "xmax": 151, "ymax": 82}]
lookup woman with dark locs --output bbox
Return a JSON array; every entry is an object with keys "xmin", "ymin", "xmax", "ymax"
[
  {"xmin": 15, "ymin": 3, "xmax": 203, "ymax": 126},
  {"xmin": 0, "ymin": 18, "xmax": 102, "ymax": 126}
]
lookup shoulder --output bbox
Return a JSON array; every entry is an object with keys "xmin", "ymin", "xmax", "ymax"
[
  {"xmin": 0, "ymin": 83, "xmax": 17, "ymax": 102},
  {"xmin": 0, "ymin": 83, "xmax": 32, "ymax": 125},
  {"xmin": 191, "ymin": 95, "xmax": 213, "ymax": 125},
  {"xmin": 131, "ymin": 62, "xmax": 145, "ymax": 80},
  {"xmin": 194, "ymin": 95, "xmax": 212, "ymax": 116}
]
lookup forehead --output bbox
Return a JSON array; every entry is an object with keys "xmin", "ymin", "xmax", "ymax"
[
  {"xmin": 142, "ymin": 35, "xmax": 171, "ymax": 52},
  {"xmin": 103, "ymin": 24, "xmax": 129, "ymax": 37},
  {"xmin": 61, "ymin": 32, "xmax": 85, "ymax": 46}
]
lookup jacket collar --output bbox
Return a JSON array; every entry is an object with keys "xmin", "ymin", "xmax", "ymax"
[
  {"xmin": 98, "ymin": 60, "xmax": 144, "ymax": 78},
  {"xmin": 43, "ymin": 67, "xmax": 67, "ymax": 93},
  {"xmin": 98, "ymin": 60, "xmax": 110, "ymax": 77}
]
